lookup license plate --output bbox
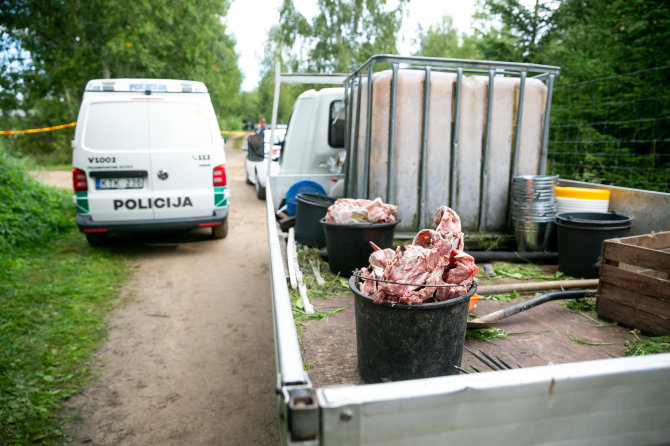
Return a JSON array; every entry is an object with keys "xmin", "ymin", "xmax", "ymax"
[{"xmin": 96, "ymin": 177, "xmax": 144, "ymax": 190}]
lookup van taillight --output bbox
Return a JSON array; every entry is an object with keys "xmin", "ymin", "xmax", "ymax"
[
  {"xmin": 73, "ymin": 168, "xmax": 88, "ymax": 191},
  {"xmin": 213, "ymin": 165, "xmax": 226, "ymax": 187}
]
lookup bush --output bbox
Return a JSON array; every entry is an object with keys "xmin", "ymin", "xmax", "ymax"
[
  {"xmin": 220, "ymin": 115, "xmax": 243, "ymax": 132},
  {"xmin": 0, "ymin": 143, "xmax": 74, "ymax": 253}
]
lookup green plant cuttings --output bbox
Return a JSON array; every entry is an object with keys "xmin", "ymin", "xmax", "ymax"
[
  {"xmin": 296, "ymin": 247, "xmax": 349, "ymax": 298},
  {"xmin": 481, "ymin": 290, "xmax": 520, "ymax": 302},
  {"xmin": 466, "ymin": 328, "xmax": 508, "ymax": 341},
  {"xmin": 625, "ymin": 331, "xmax": 670, "ymax": 356},
  {"xmin": 289, "ymin": 289, "xmax": 344, "ymax": 342},
  {"xmin": 492, "ymin": 262, "xmax": 568, "ymax": 281},
  {"xmin": 566, "ymin": 330, "xmax": 616, "ymax": 346},
  {"xmin": 563, "ymin": 297, "xmax": 596, "ymax": 313}
]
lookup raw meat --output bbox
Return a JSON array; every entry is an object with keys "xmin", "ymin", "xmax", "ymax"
[
  {"xmin": 324, "ymin": 198, "xmax": 398, "ymax": 224},
  {"xmin": 359, "ymin": 206, "xmax": 478, "ymax": 305}
]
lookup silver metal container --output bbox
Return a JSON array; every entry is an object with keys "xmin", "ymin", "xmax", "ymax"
[
  {"xmin": 513, "ymin": 219, "xmax": 555, "ymax": 251},
  {"xmin": 512, "ymin": 175, "xmax": 558, "ymax": 251}
]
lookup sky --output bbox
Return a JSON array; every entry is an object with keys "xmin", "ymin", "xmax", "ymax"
[{"xmin": 225, "ymin": 0, "xmax": 479, "ymax": 91}]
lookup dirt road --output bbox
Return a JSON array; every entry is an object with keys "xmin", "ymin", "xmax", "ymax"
[{"xmin": 39, "ymin": 140, "xmax": 281, "ymax": 444}]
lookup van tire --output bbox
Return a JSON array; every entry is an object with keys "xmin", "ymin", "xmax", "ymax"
[
  {"xmin": 85, "ymin": 232, "xmax": 108, "ymax": 246},
  {"xmin": 212, "ymin": 221, "xmax": 228, "ymax": 239},
  {"xmin": 255, "ymin": 171, "xmax": 266, "ymax": 200}
]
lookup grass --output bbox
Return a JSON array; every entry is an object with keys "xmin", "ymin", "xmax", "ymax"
[
  {"xmin": 0, "ymin": 143, "xmax": 130, "ymax": 444},
  {"xmin": 561, "ymin": 296, "xmax": 618, "ymax": 327},
  {"xmin": 491, "ymin": 262, "xmax": 568, "ymax": 281},
  {"xmin": 289, "ymin": 247, "xmax": 349, "ymax": 344},
  {"xmin": 229, "ymin": 134, "xmax": 246, "ymax": 150},
  {"xmin": 624, "ymin": 331, "xmax": 670, "ymax": 356},
  {"xmin": 563, "ymin": 297, "xmax": 596, "ymax": 313},
  {"xmin": 0, "ymin": 231, "xmax": 129, "ymax": 445},
  {"xmin": 466, "ymin": 328, "xmax": 508, "ymax": 341},
  {"xmin": 0, "ymin": 149, "xmax": 72, "ymax": 253},
  {"xmin": 296, "ymin": 247, "xmax": 350, "ymax": 298},
  {"xmin": 475, "ymin": 261, "xmax": 571, "ymax": 287},
  {"xmin": 481, "ymin": 290, "xmax": 521, "ymax": 302},
  {"xmin": 472, "ymin": 233, "xmax": 514, "ymax": 251},
  {"xmin": 289, "ymin": 288, "xmax": 344, "ymax": 344},
  {"xmin": 566, "ymin": 330, "xmax": 617, "ymax": 346}
]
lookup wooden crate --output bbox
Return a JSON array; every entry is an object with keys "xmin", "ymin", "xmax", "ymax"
[{"xmin": 597, "ymin": 231, "xmax": 670, "ymax": 336}]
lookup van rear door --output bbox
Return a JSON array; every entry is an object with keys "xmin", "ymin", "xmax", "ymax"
[
  {"xmin": 80, "ymin": 95, "xmax": 153, "ymax": 222},
  {"xmin": 147, "ymin": 96, "xmax": 222, "ymax": 220}
]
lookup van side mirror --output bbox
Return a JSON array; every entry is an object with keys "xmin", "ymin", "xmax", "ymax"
[
  {"xmin": 328, "ymin": 100, "xmax": 345, "ymax": 148},
  {"xmin": 247, "ymin": 134, "xmax": 265, "ymax": 162}
]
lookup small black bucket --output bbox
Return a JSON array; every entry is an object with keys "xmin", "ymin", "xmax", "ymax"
[
  {"xmin": 295, "ymin": 193, "xmax": 336, "ymax": 248},
  {"xmin": 556, "ymin": 212, "xmax": 633, "ymax": 278},
  {"xmin": 321, "ymin": 219, "xmax": 398, "ymax": 276},
  {"xmin": 350, "ymin": 276, "xmax": 475, "ymax": 383}
]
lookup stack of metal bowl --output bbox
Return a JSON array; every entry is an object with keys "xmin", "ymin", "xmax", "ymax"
[{"xmin": 511, "ymin": 175, "xmax": 558, "ymax": 251}]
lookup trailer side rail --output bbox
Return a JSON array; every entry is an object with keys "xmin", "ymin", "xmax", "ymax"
[{"xmin": 316, "ymin": 354, "xmax": 670, "ymax": 445}]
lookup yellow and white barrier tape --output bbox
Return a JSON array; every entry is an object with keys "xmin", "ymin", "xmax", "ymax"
[
  {"xmin": 0, "ymin": 121, "xmax": 77, "ymax": 135},
  {"xmin": 220, "ymin": 130, "xmax": 254, "ymax": 136},
  {"xmin": 1, "ymin": 122, "xmax": 253, "ymax": 137}
]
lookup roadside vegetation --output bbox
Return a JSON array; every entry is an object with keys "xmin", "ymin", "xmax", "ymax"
[{"xmin": 0, "ymin": 144, "xmax": 129, "ymax": 445}]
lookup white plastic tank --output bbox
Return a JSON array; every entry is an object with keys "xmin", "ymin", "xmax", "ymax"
[{"xmin": 351, "ymin": 69, "xmax": 548, "ymax": 232}]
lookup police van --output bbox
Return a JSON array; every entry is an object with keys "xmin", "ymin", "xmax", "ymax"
[{"xmin": 72, "ymin": 78, "xmax": 229, "ymax": 245}]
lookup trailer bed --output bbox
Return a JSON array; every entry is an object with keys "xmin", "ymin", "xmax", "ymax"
[{"xmin": 300, "ymin": 274, "xmax": 638, "ymax": 389}]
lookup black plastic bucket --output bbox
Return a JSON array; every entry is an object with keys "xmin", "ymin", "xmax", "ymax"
[
  {"xmin": 350, "ymin": 276, "xmax": 476, "ymax": 383},
  {"xmin": 556, "ymin": 212, "xmax": 633, "ymax": 278},
  {"xmin": 320, "ymin": 219, "xmax": 398, "ymax": 276},
  {"xmin": 295, "ymin": 194, "xmax": 336, "ymax": 248}
]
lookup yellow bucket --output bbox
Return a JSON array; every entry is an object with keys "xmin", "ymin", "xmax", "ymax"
[
  {"xmin": 554, "ymin": 187, "xmax": 610, "ymax": 200},
  {"xmin": 555, "ymin": 187, "xmax": 610, "ymax": 214}
]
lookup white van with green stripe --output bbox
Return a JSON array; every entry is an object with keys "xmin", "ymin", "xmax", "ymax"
[{"xmin": 72, "ymin": 78, "xmax": 229, "ymax": 245}]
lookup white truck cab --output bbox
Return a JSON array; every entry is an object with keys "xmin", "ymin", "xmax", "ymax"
[
  {"xmin": 269, "ymin": 87, "xmax": 346, "ymax": 209},
  {"xmin": 72, "ymin": 78, "xmax": 229, "ymax": 244}
]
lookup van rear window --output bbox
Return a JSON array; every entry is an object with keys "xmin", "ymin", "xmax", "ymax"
[
  {"xmin": 84, "ymin": 102, "xmax": 148, "ymax": 151},
  {"xmin": 83, "ymin": 101, "xmax": 214, "ymax": 151},
  {"xmin": 148, "ymin": 102, "xmax": 213, "ymax": 150}
]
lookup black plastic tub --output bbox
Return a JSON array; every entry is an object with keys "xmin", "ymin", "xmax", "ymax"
[
  {"xmin": 556, "ymin": 212, "xmax": 633, "ymax": 278},
  {"xmin": 350, "ymin": 276, "xmax": 476, "ymax": 383},
  {"xmin": 320, "ymin": 219, "xmax": 398, "ymax": 276},
  {"xmin": 294, "ymin": 193, "xmax": 336, "ymax": 248}
]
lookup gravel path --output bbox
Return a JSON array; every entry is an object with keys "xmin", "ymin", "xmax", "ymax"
[{"xmin": 37, "ymin": 139, "xmax": 280, "ymax": 445}]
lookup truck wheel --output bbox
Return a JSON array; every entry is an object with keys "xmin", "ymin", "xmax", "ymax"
[
  {"xmin": 255, "ymin": 172, "xmax": 266, "ymax": 200},
  {"xmin": 212, "ymin": 221, "xmax": 228, "ymax": 239},
  {"xmin": 85, "ymin": 232, "xmax": 108, "ymax": 246}
]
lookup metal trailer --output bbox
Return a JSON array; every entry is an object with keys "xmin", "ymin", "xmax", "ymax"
[{"xmin": 266, "ymin": 55, "xmax": 670, "ymax": 445}]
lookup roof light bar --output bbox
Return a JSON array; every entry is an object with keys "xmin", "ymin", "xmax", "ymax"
[{"xmin": 85, "ymin": 79, "xmax": 208, "ymax": 93}]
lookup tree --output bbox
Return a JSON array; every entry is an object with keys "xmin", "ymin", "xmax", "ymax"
[
  {"xmin": 475, "ymin": 0, "xmax": 560, "ymax": 62},
  {"xmin": 541, "ymin": 0, "xmax": 670, "ymax": 81},
  {"xmin": 271, "ymin": 0, "xmax": 409, "ymax": 74},
  {"xmin": 0, "ymin": 0, "xmax": 241, "ymax": 161},
  {"xmin": 543, "ymin": 0, "xmax": 670, "ymax": 190},
  {"xmin": 413, "ymin": 15, "xmax": 482, "ymax": 60}
]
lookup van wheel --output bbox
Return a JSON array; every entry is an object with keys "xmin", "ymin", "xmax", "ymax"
[
  {"xmin": 212, "ymin": 221, "xmax": 228, "ymax": 239},
  {"xmin": 255, "ymin": 172, "xmax": 266, "ymax": 200},
  {"xmin": 85, "ymin": 232, "xmax": 108, "ymax": 246}
]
